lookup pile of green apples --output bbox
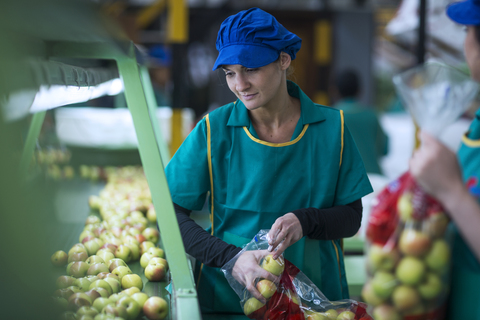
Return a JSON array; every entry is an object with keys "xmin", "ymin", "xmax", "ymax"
[
  {"xmin": 51, "ymin": 166, "xmax": 169, "ymax": 320},
  {"xmin": 362, "ymin": 191, "xmax": 451, "ymax": 320}
]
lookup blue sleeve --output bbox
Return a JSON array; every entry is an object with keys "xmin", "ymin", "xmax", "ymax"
[
  {"xmin": 165, "ymin": 117, "xmax": 210, "ymax": 211},
  {"xmin": 334, "ymin": 124, "xmax": 373, "ymax": 206}
]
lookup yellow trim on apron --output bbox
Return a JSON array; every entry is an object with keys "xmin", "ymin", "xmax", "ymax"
[
  {"xmin": 339, "ymin": 110, "xmax": 344, "ymax": 167},
  {"xmin": 332, "ymin": 240, "xmax": 343, "ymax": 296},
  {"xmin": 462, "ymin": 132, "xmax": 480, "ymax": 147},
  {"xmin": 197, "ymin": 114, "xmax": 215, "ymax": 288},
  {"xmin": 242, "ymin": 125, "xmax": 309, "ymax": 147}
]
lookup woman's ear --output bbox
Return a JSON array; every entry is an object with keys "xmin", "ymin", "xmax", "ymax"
[{"xmin": 279, "ymin": 52, "xmax": 291, "ymax": 70}]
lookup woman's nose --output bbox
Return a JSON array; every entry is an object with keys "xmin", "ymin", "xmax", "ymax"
[{"xmin": 235, "ymin": 74, "xmax": 250, "ymax": 92}]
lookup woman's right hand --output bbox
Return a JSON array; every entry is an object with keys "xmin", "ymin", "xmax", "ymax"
[{"xmin": 232, "ymin": 249, "xmax": 279, "ymax": 304}]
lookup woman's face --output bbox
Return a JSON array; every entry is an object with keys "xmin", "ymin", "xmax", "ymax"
[
  {"xmin": 222, "ymin": 54, "xmax": 290, "ymax": 111},
  {"xmin": 464, "ymin": 26, "xmax": 480, "ymax": 82}
]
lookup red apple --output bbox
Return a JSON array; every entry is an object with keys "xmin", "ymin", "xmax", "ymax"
[
  {"xmin": 144, "ymin": 262, "xmax": 166, "ymax": 282},
  {"xmin": 143, "ymin": 296, "xmax": 168, "ymax": 320},
  {"xmin": 398, "ymin": 229, "xmax": 431, "ymax": 257}
]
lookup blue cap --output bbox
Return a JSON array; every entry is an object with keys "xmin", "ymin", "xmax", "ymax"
[
  {"xmin": 148, "ymin": 45, "xmax": 172, "ymax": 67},
  {"xmin": 212, "ymin": 7, "xmax": 302, "ymax": 71},
  {"xmin": 447, "ymin": 0, "xmax": 480, "ymax": 25}
]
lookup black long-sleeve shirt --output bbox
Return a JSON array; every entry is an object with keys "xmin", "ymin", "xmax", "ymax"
[{"xmin": 174, "ymin": 199, "xmax": 363, "ymax": 268}]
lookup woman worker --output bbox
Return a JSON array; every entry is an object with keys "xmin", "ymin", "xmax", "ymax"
[
  {"xmin": 409, "ymin": 1, "xmax": 480, "ymax": 318},
  {"xmin": 165, "ymin": 8, "xmax": 373, "ymax": 314}
]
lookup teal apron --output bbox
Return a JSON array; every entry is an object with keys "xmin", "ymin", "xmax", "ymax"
[
  {"xmin": 448, "ymin": 111, "xmax": 480, "ymax": 319},
  {"xmin": 166, "ymin": 81, "xmax": 373, "ymax": 314}
]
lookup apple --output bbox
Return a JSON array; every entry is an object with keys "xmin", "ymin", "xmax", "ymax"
[
  {"xmin": 425, "ymin": 212, "xmax": 450, "ymax": 238},
  {"xmin": 115, "ymin": 245, "xmax": 132, "ymax": 263},
  {"xmin": 57, "ymin": 275, "xmax": 77, "ymax": 289},
  {"xmin": 418, "ymin": 272, "xmax": 443, "ymax": 300},
  {"xmin": 68, "ymin": 292, "xmax": 93, "ymax": 310},
  {"xmin": 367, "ymin": 244, "xmax": 399, "ymax": 271},
  {"xmin": 371, "ymin": 271, "xmax": 397, "ymax": 298},
  {"xmin": 125, "ymin": 243, "xmax": 140, "ymax": 261},
  {"xmin": 85, "ymin": 256, "xmax": 105, "ymax": 265},
  {"xmin": 147, "ymin": 247, "xmax": 165, "ymax": 258},
  {"xmin": 424, "ymin": 239, "xmax": 450, "ymax": 273},
  {"xmin": 87, "ymin": 263, "xmax": 110, "ymax": 276},
  {"xmin": 148, "ymin": 257, "xmax": 168, "ymax": 271},
  {"xmin": 122, "ymin": 287, "xmax": 141, "ymax": 296},
  {"xmin": 140, "ymin": 241, "xmax": 155, "ymax": 255},
  {"xmin": 395, "ymin": 256, "xmax": 426, "ymax": 285},
  {"xmin": 102, "ymin": 304, "xmax": 128, "ymax": 319},
  {"xmin": 76, "ymin": 306, "xmax": 99, "ymax": 318},
  {"xmin": 398, "ymin": 229, "xmax": 431, "ymax": 257},
  {"xmin": 108, "ymin": 258, "xmax": 128, "ymax": 272},
  {"xmin": 256, "ymin": 279, "xmax": 277, "ymax": 299},
  {"xmin": 261, "ymin": 254, "xmax": 285, "ymax": 276},
  {"xmin": 74, "ymin": 278, "xmax": 93, "ymax": 291},
  {"xmin": 69, "ymin": 261, "xmax": 90, "ymax": 278},
  {"xmin": 59, "ymin": 311, "xmax": 77, "ymax": 320},
  {"xmin": 112, "ymin": 266, "xmax": 133, "ymax": 280},
  {"xmin": 361, "ymin": 281, "xmax": 386, "ymax": 307},
  {"xmin": 97, "ymin": 272, "xmax": 119, "ymax": 281},
  {"xmin": 336, "ymin": 310, "xmax": 355, "ymax": 320},
  {"xmin": 146, "ymin": 206, "xmax": 157, "ymax": 223},
  {"xmin": 89, "ymin": 279, "xmax": 113, "ymax": 296},
  {"xmin": 391, "ymin": 285, "xmax": 421, "ymax": 311},
  {"xmin": 89, "ymin": 287, "xmax": 109, "ymax": 298},
  {"xmin": 108, "ymin": 293, "xmax": 127, "ymax": 303},
  {"xmin": 53, "ymin": 296, "xmax": 69, "ymax": 311},
  {"xmin": 83, "ymin": 289, "xmax": 101, "ymax": 302},
  {"xmin": 100, "ymin": 243, "xmax": 118, "ymax": 254},
  {"xmin": 68, "ymin": 251, "xmax": 89, "ymax": 263},
  {"xmin": 69, "ymin": 243, "xmax": 88, "ymax": 256},
  {"xmin": 92, "ymin": 297, "xmax": 114, "ymax": 312},
  {"xmin": 121, "ymin": 273, "xmax": 143, "ymax": 291},
  {"xmin": 123, "ymin": 235, "xmax": 140, "ymax": 247},
  {"xmin": 117, "ymin": 296, "xmax": 141, "ymax": 319},
  {"xmin": 104, "ymin": 277, "xmax": 122, "ymax": 294},
  {"xmin": 306, "ymin": 312, "xmax": 329, "ymax": 320},
  {"xmin": 131, "ymin": 292, "xmax": 149, "ymax": 308},
  {"xmin": 81, "ymin": 236, "xmax": 96, "ymax": 245},
  {"xmin": 145, "ymin": 262, "xmax": 166, "ymax": 282},
  {"xmin": 403, "ymin": 303, "xmax": 426, "ymax": 316},
  {"xmin": 140, "ymin": 252, "xmax": 156, "ymax": 268},
  {"xmin": 324, "ymin": 309, "xmax": 338, "ymax": 319},
  {"xmin": 55, "ymin": 287, "xmax": 81, "ymax": 300},
  {"xmin": 142, "ymin": 227, "xmax": 160, "ymax": 244},
  {"xmin": 134, "ymin": 233, "xmax": 147, "ymax": 244},
  {"xmin": 372, "ymin": 304, "xmax": 401, "ymax": 320},
  {"xmin": 143, "ymin": 296, "xmax": 168, "ymax": 320},
  {"xmin": 397, "ymin": 192, "xmax": 414, "ymax": 221},
  {"xmin": 96, "ymin": 251, "xmax": 115, "ymax": 265},
  {"xmin": 52, "ymin": 250, "xmax": 69, "ymax": 267},
  {"xmin": 84, "ymin": 239, "xmax": 102, "ymax": 256},
  {"xmin": 86, "ymin": 215, "xmax": 101, "ymax": 225}
]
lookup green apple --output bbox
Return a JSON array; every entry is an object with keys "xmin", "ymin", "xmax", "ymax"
[
  {"xmin": 143, "ymin": 296, "xmax": 168, "ymax": 320},
  {"xmin": 89, "ymin": 287, "xmax": 109, "ymax": 298},
  {"xmin": 122, "ymin": 287, "xmax": 141, "ymax": 296},
  {"xmin": 96, "ymin": 250, "xmax": 115, "ymax": 265},
  {"xmin": 147, "ymin": 247, "xmax": 165, "ymax": 259},
  {"xmin": 140, "ymin": 241, "xmax": 155, "ymax": 255},
  {"xmin": 60, "ymin": 311, "xmax": 77, "ymax": 320},
  {"xmin": 69, "ymin": 261, "xmax": 90, "ymax": 278},
  {"xmin": 89, "ymin": 279, "xmax": 113, "ymax": 296},
  {"xmin": 125, "ymin": 243, "xmax": 140, "ymax": 261},
  {"xmin": 324, "ymin": 309, "xmax": 338, "ymax": 320},
  {"xmin": 145, "ymin": 262, "xmax": 166, "ymax": 282},
  {"xmin": 391, "ymin": 285, "xmax": 421, "ymax": 311},
  {"xmin": 418, "ymin": 272, "xmax": 443, "ymax": 300},
  {"xmin": 261, "ymin": 254, "xmax": 285, "ymax": 276},
  {"xmin": 148, "ymin": 257, "xmax": 168, "ymax": 271},
  {"xmin": 87, "ymin": 263, "xmax": 110, "ymax": 276},
  {"xmin": 99, "ymin": 244, "xmax": 118, "ymax": 254},
  {"xmin": 84, "ymin": 239, "xmax": 102, "ymax": 256},
  {"xmin": 116, "ymin": 296, "xmax": 141, "ymax": 319},
  {"xmin": 92, "ymin": 297, "xmax": 114, "ymax": 312},
  {"xmin": 398, "ymin": 229, "xmax": 432, "ymax": 257},
  {"xmin": 76, "ymin": 306, "xmax": 99, "ymax": 318},
  {"xmin": 112, "ymin": 266, "xmax": 132, "ymax": 280},
  {"xmin": 424, "ymin": 239, "xmax": 450, "ymax": 272},
  {"xmin": 56, "ymin": 275, "xmax": 77, "ymax": 289},
  {"xmin": 68, "ymin": 292, "xmax": 93, "ymax": 310},
  {"xmin": 256, "ymin": 279, "xmax": 277, "ymax": 299},
  {"xmin": 66, "ymin": 261, "xmax": 75, "ymax": 275},
  {"xmin": 121, "ymin": 274, "xmax": 143, "ymax": 291},
  {"xmin": 372, "ymin": 304, "xmax": 401, "ymax": 320},
  {"xmin": 395, "ymin": 256, "xmax": 426, "ymax": 285},
  {"xmin": 53, "ymin": 296, "xmax": 69, "ymax": 311},
  {"xmin": 52, "ymin": 250, "xmax": 69, "ymax": 267},
  {"xmin": 425, "ymin": 212, "xmax": 450, "ymax": 238},
  {"xmin": 142, "ymin": 227, "xmax": 160, "ymax": 244},
  {"xmin": 102, "ymin": 304, "xmax": 128, "ymax": 319},
  {"xmin": 74, "ymin": 278, "xmax": 93, "ymax": 291},
  {"xmin": 123, "ymin": 235, "xmax": 140, "ymax": 247},
  {"xmin": 104, "ymin": 277, "xmax": 122, "ymax": 294},
  {"xmin": 361, "ymin": 281, "xmax": 386, "ymax": 307},
  {"xmin": 146, "ymin": 206, "xmax": 157, "ymax": 223},
  {"xmin": 371, "ymin": 271, "xmax": 397, "ymax": 298},
  {"xmin": 367, "ymin": 244, "xmax": 399, "ymax": 271},
  {"xmin": 397, "ymin": 192, "xmax": 414, "ymax": 221},
  {"xmin": 68, "ymin": 251, "xmax": 89, "ymax": 263},
  {"xmin": 85, "ymin": 255, "xmax": 105, "ymax": 265},
  {"xmin": 306, "ymin": 311, "xmax": 329, "ymax": 320},
  {"xmin": 83, "ymin": 289, "xmax": 101, "ymax": 302},
  {"xmin": 131, "ymin": 292, "xmax": 149, "ymax": 308},
  {"xmin": 108, "ymin": 258, "xmax": 128, "ymax": 272},
  {"xmin": 336, "ymin": 310, "xmax": 355, "ymax": 320},
  {"xmin": 114, "ymin": 245, "xmax": 132, "ymax": 263},
  {"xmin": 69, "ymin": 243, "xmax": 88, "ymax": 256},
  {"xmin": 108, "ymin": 293, "xmax": 127, "ymax": 303},
  {"xmin": 140, "ymin": 252, "xmax": 156, "ymax": 269}
]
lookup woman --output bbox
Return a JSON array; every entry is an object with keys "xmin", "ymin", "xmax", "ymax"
[
  {"xmin": 409, "ymin": 1, "xmax": 480, "ymax": 318},
  {"xmin": 165, "ymin": 8, "xmax": 372, "ymax": 314}
]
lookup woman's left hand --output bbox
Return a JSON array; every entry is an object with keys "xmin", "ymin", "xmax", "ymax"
[{"xmin": 267, "ymin": 212, "xmax": 303, "ymax": 260}]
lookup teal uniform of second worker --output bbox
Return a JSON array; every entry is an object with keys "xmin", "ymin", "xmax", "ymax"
[{"xmin": 165, "ymin": 81, "xmax": 373, "ymax": 313}]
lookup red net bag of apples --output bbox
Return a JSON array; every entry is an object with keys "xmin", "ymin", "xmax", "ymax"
[
  {"xmin": 363, "ymin": 171, "xmax": 452, "ymax": 320},
  {"xmin": 222, "ymin": 229, "xmax": 374, "ymax": 320}
]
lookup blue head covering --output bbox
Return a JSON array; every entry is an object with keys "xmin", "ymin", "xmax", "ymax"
[
  {"xmin": 447, "ymin": 0, "xmax": 480, "ymax": 25},
  {"xmin": 212, "ymin": 7, "xmax": 302, "ymax": 71}
]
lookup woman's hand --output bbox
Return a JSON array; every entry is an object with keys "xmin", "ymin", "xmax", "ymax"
[
  {"xmin": 232, "ymin": 249, "xmax": 278, "ymax": 304},
  {"xmin": 409, "ymin": 131, "xmax": 463, "ymax": 199},
  {"xmin": 267, "ymin": 212, "xmax": 303, "ymax": 260}
]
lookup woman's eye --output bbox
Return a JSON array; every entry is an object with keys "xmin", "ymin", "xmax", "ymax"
[
  {"xmin": 246, "ymin": 68, "xmax": 258, "ymax": 72},
  {"xmin": 224, "ymin": 72, "xmax": 233, "ymax": 77}
]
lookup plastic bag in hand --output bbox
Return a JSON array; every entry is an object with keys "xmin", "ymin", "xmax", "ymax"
[{"xmin": 222, "ymin": 230, "xmax": 374, "ymax": 320}]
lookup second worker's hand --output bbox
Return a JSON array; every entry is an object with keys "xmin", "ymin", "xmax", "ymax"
[{"xmin": 267, "ymin": 212, "xmax": 303, "ymax": 260}]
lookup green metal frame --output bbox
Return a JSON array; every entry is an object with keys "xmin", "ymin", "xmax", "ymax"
[{"xmin": 19, "ymin": 40, "xmax": 200, "ymax": 319}]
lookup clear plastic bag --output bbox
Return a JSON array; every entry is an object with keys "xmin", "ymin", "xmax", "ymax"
[{"xmin": 222, "ymin": 230, "xmax": 373, "ymax": 320}]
